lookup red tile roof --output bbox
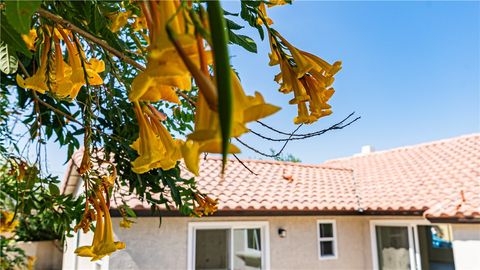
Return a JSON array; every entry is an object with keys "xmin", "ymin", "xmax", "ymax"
[
  {"xmin": 145, "ymin": 159, "xmax": 357, "ymax": 212},
  {"xmin": 324, "ymin": 134, "xmax": 480, "ymax": 219},
  {"xmin": 63, "ymin": 134, "xmax": 480, "ymax": 220}
]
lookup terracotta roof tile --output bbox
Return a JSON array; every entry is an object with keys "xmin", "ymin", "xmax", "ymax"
[
  {"xmin": 64, "ymin": 134, "xmax": 480, "ymax": 219},
  {"xmin": 112, "ymin": 158, "xmax": 358, "ymax": 213},
  {"xmin": 325, "ymin": 134, "xmax": 480, "ymax": 219}
]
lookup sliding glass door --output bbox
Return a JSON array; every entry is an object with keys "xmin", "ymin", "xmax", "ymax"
[
  {"xmin": 189, "ymin": 222, "xmax": 269, "ymax": 270},
  {"xmin": 375, "ymin": 226, "xmax": 412, "ymax": 270},
  {"xmin": 371, "ymin": 221, "xmax": 420, "ymax": 270}
]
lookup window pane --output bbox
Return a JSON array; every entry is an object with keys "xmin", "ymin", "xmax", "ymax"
[
  {"xmin": 320, "ymin": 241, "xmax": 334, "ymax": 256},
  {"xmin": 375, "ymin": 226, "xmax": 410, "ymax": 270},
  {"xmin": 319, "ymin": 223, "xmax": 333, "ymax": 238},
  {"xmin": 247, "ymin": 228, "xmax": 261, "ymax": 250},
  {"xmin": 233, "ymin": 229, "xmax": 262, "ymax": 270},
  {"xmin": 195, "ymin": 229, "xmax": 229, "ymax": 270}
]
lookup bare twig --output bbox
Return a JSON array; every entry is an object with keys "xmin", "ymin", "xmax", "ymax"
[
  {"xmin": 250, "ymin": 113, "xmax": 361, "ymax": 142},
  {"xmin": 232, "ymin": 153, "xmax": 258, "ymax": 175},
  {"xmin": 237, "ymin": 113, "xmax": 360, "ymax": 158},
  {"xmin": 255, "ymin": 112, "xmax": 359, "ymax": 138},
  {"xmin": 235, "ymin": 124, "xmax": 303, "ymax": 158}
]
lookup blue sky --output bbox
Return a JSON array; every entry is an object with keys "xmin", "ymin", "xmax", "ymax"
[
  {"xmin": 225, "ymin": 0, "xmax": 480, "ymax": 163},
  {"xmin": 44, "ymin": 1, "xmax": 479, "ymax": 177}
]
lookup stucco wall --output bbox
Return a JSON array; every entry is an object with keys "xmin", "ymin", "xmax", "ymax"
[
  {"xmin": 451, "ymin": 224, "xmax": 480, "ymax": 270},
  {"xmin": 108, "ymin": 215, "xmax": 380, "ymax": 270}
]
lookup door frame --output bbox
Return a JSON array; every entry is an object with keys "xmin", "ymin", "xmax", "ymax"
[
  {"xmin": 370, "ymin": 219, "xmax": 431, "ymax": 270},
  {"xmin": 187, "ymin": 221, "xmax": 270, "ymax": 270}
]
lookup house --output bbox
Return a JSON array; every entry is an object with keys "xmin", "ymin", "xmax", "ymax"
[{"xmin": 61, "ymin": 134, "xmax": 480, "ymax": 270}]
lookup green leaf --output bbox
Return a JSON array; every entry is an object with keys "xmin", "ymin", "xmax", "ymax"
[
  {"xmin": 207, "ymin": 0, "xmax": 233, "ymax": 173},
  {"xmin": 222, "ymin": 9, "xmax": 238, "ymax": 16},
  {"xmin": 0, "ymin": 41, "xmax": 18, "ymax": 74},
  {"xmin": 228, "ymin": 30, "xmax": 257, "ymax": 53},
  {"xmin": 125, "ymin": 206, "xmax": 137, "ymax": 218},
  {"xmin": 5, "ymin": 0, "xmax": 41, "ymax": 35},
  {"xmin": 49, "ymin": 183, "xmax": 60, "ymax": 196},
  {"xmin": 226, "ymin": 18, "xmax": 244, "ymax": 30},
  {"xmin": 0, "ymin": 14, "xmax": 31, "ymax": 57}
]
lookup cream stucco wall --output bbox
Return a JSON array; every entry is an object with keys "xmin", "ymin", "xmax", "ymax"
[
  {"xmin": 451, "ymin": 224, "xmax": 480, "ymax": 270},
  {"xmin": 106, "ymin": 215, "xmax": 399, "ymax": 270}
]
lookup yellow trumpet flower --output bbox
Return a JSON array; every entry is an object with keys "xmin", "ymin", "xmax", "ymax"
[
  {"xmin": 257, "ymin": 3, "xmax": 273, "ymax": 25},
  {"xmin": 302, "ymin": 75, "xmax": 334, "ymax": 119},
  {"xmin": 192, "ymin": 193, "xmax": 218, "ymax": 216},
  {"xmin": 16, "ymin": 35, "xmax": 51, "ymax": 94},
  {"xmin": 50, "ymin": 35, "xmax": 74, "ymax": 98},
  {"xmin": 266, "ymin": 26, "xmax": 340, "ymax": 124},
  {"xmin": 108, "ymin": 10, "xmax": 132, "ymax": 33},
  {"xmin": 129, "ymin": 1, "xmax": 207, "ymax": 103},
  {"xmin": 132, "ymin": 15, "xmax": 147, "ymax": 32},
  {"xmin": 181, "ymin": 92, "xmax": 241, "ymax": 175},
  {"xmin": 275, "ymin": 34, "xmax": 314, "ymax": 78},
  {"xmin": 130, "ymin": 102, "xmax": 182, "ymax": 174},
  {"xmin": 182, "ymin": 72, "xmax": 279, "ymax": 176},
  {"xmin": 267, "ymin": 0, "xmax": 289, "ymax": 7},
  {"xmin": 0, "ymin": 210, "xmax": 19, "ymax": 234},
  {"xmin": 59, "ymin": 30, "xmax": 104, "ymax": 99},
  {"xmin": 75, "ymin": 199, "xmax": 104, "ymax": 259},
  {"xmin": 75, "ymin": 192, "xmax": 125, "ymax": 261},
  {"xmin": 93, "ymin": 192, "xmax": 125, "ymax": 259},
  {"xmin": 230, "ymin": 70, "xmax": 281, "ymax": 135},
  {"xmin": 21, "ymin": 29, "xmax": 38, "ymax": 51},
  {"xmin": 119, "ymin": 218, "xmax": 134, "ymax": 229},
  {"xmin": 129, "ymin": 61, "xmax": 190, "ymax": 103}
]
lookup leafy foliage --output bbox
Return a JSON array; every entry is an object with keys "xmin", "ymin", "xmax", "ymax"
[
  {"xmin": 0, "ymin": 41, "xmax": 18, "ymax": 74},
  {"xmin": 0, "ymin": 162, "xmax": 85, "ymax": 242},
  {"xmin": 0, "ymin": 0, "xmax": 349, "ymax": 266},
  {"xmin": 0, "ymin": 237, "xmax": 28, "ymax": 270}
]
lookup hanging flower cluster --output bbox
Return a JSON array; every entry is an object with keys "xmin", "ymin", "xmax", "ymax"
[
  {"xmin": 71, "ymin": 155, "xmax": 126, "ymax": 260},
  {"xmin": 73, "ymin": 161, "xmax": 124, "ymax": 261},
  {"xmin": 192, "ymin": 193, "xmax": 218, "ymax": 217},
  {"xmin": 74, "ymin": 190, "xmax": 125, "ymax": 261},
  {"xmin": 16, "ymin": 28, "xmax": 105, "ymax": 100},
  {"xmin": 259, "ymin": 3, "xmax": 342, "ymax": 124},
  {"xmin": 8, "ymin": 0, "xmax": 343, "ymax": 262},
  {"xmin": 129, "ymin": 1, "xmax": 280, "ymax": 176}
]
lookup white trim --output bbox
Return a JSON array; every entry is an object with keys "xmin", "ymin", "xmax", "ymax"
[
  {"xmin": 316, "ymin": 219, "xmax": 338, "ymax": 260},
  {"xmin": 187, "ymin": 221, "xmax": 270, "ymax": 270},
  {"xmin": 369, "ymin": 219, "xmax": 431, "ymax": 270}
]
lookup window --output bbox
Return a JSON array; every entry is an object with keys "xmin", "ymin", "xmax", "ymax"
[
  {"xmin": 317, "ymin": 220, "xmax": 337, "ymax": 259},
  {"xmin": 246, "ymin": 228, "xmax": 261, "ymax": 251},
  {"xmin": 188, "ymin": 222, "xmax": 269, "ymax": 270}
]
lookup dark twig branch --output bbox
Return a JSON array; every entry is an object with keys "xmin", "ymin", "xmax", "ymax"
[
  {"xmin": 235, "ymin": 123, "xmax": 303, "ymax": 158},
  {"xmin": 237, "ymin": 113, "xmax": 360, "ymax": 158},
  {"xmin": 255, "ymin": 112, "xmax": 358, "ymax": 138},
  {"xmin": 232, "ymin": 153, "xmax": 258, "ymax": 175}
]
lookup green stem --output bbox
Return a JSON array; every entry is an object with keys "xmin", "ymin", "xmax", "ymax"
[{"xmin": 207, "ymin": 0, "xmax": 232, "ymax": 173}]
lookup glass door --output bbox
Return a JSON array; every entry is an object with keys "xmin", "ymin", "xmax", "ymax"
[
  {"xmin": 191, "ymin": 224, "xmax": 267, "ymax": 270},
  {"xmin": 375, "ymin": 225, "xmax": 415, "ymax": 270},
  {"xmin": 195, "ymin": 229, "xmax": 230, "ymax": 270}
]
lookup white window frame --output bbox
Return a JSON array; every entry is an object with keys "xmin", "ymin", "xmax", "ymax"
[
  {"xmin": 317, "ymin": 220, "xmax": 338, "ymax": 260},
  {"xmin": 187, "ymin": 221, "xmax": 270, "ymax": 270}
]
